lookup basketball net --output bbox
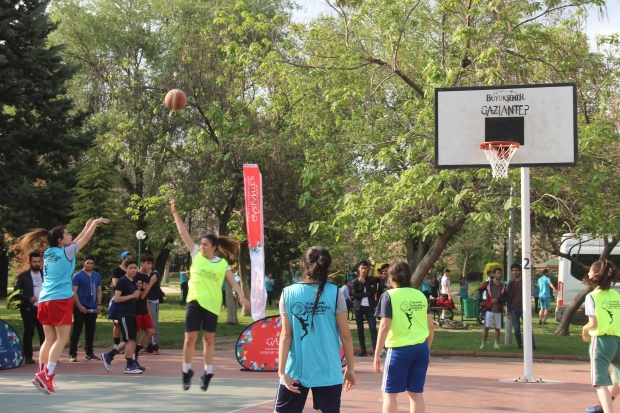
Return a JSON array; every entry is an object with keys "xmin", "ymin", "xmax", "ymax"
[{"xmin": 479, "ymin": 141, "xmax": 520, "ymax": 179}]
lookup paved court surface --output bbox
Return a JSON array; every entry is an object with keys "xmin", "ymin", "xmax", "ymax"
[{"xmin": 0, "ymin": 349, "xmax": 601, "ymax": 412}]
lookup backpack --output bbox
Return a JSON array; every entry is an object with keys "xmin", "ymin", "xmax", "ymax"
[{"xmin": 107, "ymin": 297, "xmax": 118, "ymax": 319}]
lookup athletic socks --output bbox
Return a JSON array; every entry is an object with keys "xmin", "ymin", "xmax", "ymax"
[
  {"xmin": 46, "ymin": 361, "xmax": 57, "ymax": 376},
  {"xmin": 183, "ymin": 363, "xmax": 192, "ymax": 374},
  {"xmin": 481, "ymin": 341, "xmax": 486, "ymax": 347},
  {"xmin": 205, "ymin": 365, "xmax": 213, "ymax": 374},
  {"xmin": 135, "ymin": 345, "xmax": 142, "ymax": 359},
  {"xmin": 114, "ymin": 337, "xmax": 121, "ymax": 346},
  {"xmin": 109, "ymin": 348, "xmax": 119, "ymax": 358},
  {"xmin": 126, "ymin": 357, "xmax": 133, "ymax": 367},
  {"xmin": 494, "ymin": 340, "xmax": 499, "ymax": 346}
]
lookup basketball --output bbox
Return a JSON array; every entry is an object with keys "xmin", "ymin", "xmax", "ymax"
[{"xmin": 164, "ymin": 89, "xmax": 187, "ymax": 111}]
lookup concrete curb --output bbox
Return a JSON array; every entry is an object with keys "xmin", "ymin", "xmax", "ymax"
[{"xmin": 432, "ymin": 349, "xmax": 588, "ymax": 361}]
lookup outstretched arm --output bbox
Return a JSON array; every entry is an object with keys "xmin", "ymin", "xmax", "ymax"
[
  {"xmin": 73, "ymin": 219, "xmax": 94, "ymax": 245},
  {"xmin": 76, "ymin": 218, "xmax": 109, "ymax": 251},
  {"xmin": 170, "ymin": 199, "xmax": 195, "ymax": 253}
]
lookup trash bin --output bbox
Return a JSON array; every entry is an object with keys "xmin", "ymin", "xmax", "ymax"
[{"xmin": 463, "ymin": 298, "xmax": 478, "ymax": 318}]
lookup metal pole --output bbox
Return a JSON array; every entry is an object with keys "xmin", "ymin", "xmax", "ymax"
[
  {"xmin": 138, "ymin": 239, "xmax": 142, "ymax": 261},
  {"xmin": 505, "ymin": 187, "xmax": 515, "ymax": 345},
  {"xmin": 520, "ymin": 167, "xmax": 536, "ymax": 382}
]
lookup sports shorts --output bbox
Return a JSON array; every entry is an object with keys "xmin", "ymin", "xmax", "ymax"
[
  {"xmin": 539, "ymin": 297, "xmax": 551, "ymax": 309},
  {"xmin": 119, "ymin": 316, "xmax": 137, "ymax": 342},
  {"xmin": 382, "ymin": 341, "xmax": 429, "ymax": 393},
  {"xmin": 136, "ymin": 313, "xmax": 154, "ymax": 332},
  {"xmin": 484, "ymin": 311, "xmax": 504, "ymax": 329},
  {"xmin": 590, "ymin": 335, "xmax": 620, "ymax": 387},
  {"xmin": 274, "ymin": 383, "xmax": 342, "ymax": 413},
  {"xmin": 185, "ymin": 302, "xmax": 218, "ymax": 333},
  {"xmin": 37, "ymin": 297, "xmax": 74, "ymax": 326}
]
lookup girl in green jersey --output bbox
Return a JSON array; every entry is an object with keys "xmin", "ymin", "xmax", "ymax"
[{"xmin": 171, "ymin": 199, "xmax": 250, "ymax": 392}]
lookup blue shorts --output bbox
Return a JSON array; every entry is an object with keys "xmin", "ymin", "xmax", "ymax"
[
  {"xmin": 274, "ymin": 383, "xmax": 342, "ymax": 413},
  {"xmin": 382, "ymin": 341, "xmax": 429, "ymax": 394},
  {"xmin": 539, "ymin": 297, "xmax": 551, "ymax": 309}
]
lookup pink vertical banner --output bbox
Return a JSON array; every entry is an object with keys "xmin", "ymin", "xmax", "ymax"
[{"xmin": 243, "ymin": 164, "xmax": 266, "ymax": 321}]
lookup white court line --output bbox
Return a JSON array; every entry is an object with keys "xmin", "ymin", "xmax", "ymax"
[{"xmin": 226, "ymin": 399, "xmax": 272, "ymax": 413}]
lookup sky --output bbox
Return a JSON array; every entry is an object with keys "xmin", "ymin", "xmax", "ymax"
[{"xmin": 292, "ymin": 0, "xmax": 620, "ymax": 51}]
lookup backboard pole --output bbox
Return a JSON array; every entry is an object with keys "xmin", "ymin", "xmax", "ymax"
[
  {"xmin": 505, "ymin": 186, "xmax": 515, "ymax": 345},
  {"xmin": 519, "ymin": 167, "xmax": 536, "ymax": 382}
]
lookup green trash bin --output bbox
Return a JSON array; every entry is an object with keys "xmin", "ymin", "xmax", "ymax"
[{"xmin": 463, "ymin": 298, "xmax": 478, "ymax": 318}]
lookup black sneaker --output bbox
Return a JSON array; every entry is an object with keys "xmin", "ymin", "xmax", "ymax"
[
  {"xmin": 586, "ymin": 404, "xmax": 604, "ymax": 413},
  {"xmin": 85, "ymin": 353, "xmax": 101, "ymax": 361},
  {"xmin": 200, "ymin": 373, "xmax": 213, "ymax": 392},
  {"xmin": 25, "ymin": 358, "xmax": 35, "ymax": 365},
  {"xmin": 357, "ymin": 351, "xmax": 369, "ymax": 357},
  {"xmin": 182, "ymin": 369, "xmax": 194, "ymax": 391},
  {"xmin": 69, "ymin": 355, "xmax": 77, "ymax": 362},
  {"xmin": 134, "ymin": 360, "xmax": 146, "ymax": 371}
]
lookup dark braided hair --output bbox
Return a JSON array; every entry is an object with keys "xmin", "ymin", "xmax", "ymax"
[
  {"xmin": 583, "ymin": 260, "xmax": 619, "ymax": 291},
  {"xmin": 301, "ymin": 246, "xmax": 332, "ymax": 317}
]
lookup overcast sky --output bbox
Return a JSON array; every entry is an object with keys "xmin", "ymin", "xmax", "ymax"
[{"xmin": 293, "ymin": 0, "xmax": 620, "ymax": 51}]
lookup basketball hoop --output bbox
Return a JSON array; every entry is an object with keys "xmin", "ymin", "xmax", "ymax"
[{"xmin": 479, "ymin": 141, "xmax": 520, "ymax": 179}]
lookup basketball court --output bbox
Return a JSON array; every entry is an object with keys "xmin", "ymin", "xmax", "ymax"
[{"xmin": 0, "ymin": 349, "xmax": 599, "ymax": 412}]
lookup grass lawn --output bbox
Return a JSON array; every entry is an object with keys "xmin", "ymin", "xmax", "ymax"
[{"xmin": 1, "ymin": 293, "xmax": 588, "ymax": 357}]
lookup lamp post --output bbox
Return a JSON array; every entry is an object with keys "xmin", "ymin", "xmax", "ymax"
[{"xmin": 136, "ymin": 230, "xmax": 146, "ymax": 260}]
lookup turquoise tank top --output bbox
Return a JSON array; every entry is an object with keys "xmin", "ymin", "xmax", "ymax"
[
  {"xmin": 39, "ymin": 246, "xmax": 76, "ymax": 303},
  {"xmin": 283, "ymin": 283, "xmax": 342, "ymax": 387}
]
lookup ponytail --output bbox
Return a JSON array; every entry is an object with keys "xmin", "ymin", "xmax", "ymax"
[
  {"xmin": 201, "ymin": 234, "xmax": 240, "ymax": 259},
  {"xmin": 20, "ymin": 226, "xmax": 66, "ymax": 251},
  {"xmin": 302, "ymin": 246, "xmax": 332, "ymax": 317}
]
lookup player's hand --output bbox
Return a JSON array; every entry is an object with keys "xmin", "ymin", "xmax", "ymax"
[
  {"xmin": 240, "ymin": 297, "xmax": 250, "ymax": 308},
  {"xmin": 491, "ymin": 298, "xmax": 497, "ymax": 303},
  {"xmin": 582, "ymin": 327, "xmax": 591, "ymax": 342},
  {"xmin": 133, "ymin": 289, "xmax": 141, "ymax": 298},
  {"xmin": 170, "ymin": 198, "xmax": 178, "ymax": 214},
  {"xmin": 280, "ymin": 374, "xmax": 301, "ymax": 394},
  {"xmin": 78, "ymin": 305, "xmax": 87, "ymax": 314},
  {"xmin": 373, "ymin": 355, "xmax": 382, "ymax": 373},
  {"xmin": 136, "ymin": 280, "xmax": 143, "ymax": 290},
  {"xmin": 343, "ymin": 368, "xmax": 356, "ymax": 391},
  {"xmin": 95, "ymin": 217, "xmax": 110, "ymax": 225},
  {"xmin": 29, "ymin": 296, "xmax": 37, "ymax": 304}
]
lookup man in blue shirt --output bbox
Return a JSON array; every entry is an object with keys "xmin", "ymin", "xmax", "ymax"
[
  {"xmin": 69, "ymin": 255, "xmax": 102, "ymax": 362},
  {"xmin": 537, "ymin": 269, "xmax": 556, "ymax": 325}
]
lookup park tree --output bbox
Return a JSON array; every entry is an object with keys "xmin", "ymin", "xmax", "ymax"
[
  {"xmin": 0, "ymin": 0, "xmax": 92, "ymax": 297},
  {"xmin": 275, "ymin": 0, "xmax": 611, "ymax": 289}
]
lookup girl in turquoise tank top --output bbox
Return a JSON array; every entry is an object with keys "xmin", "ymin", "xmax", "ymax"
[
  {"xmin": 20, "ymin": 218, "xmax": 109, "ymax": 395},
  {"xmin": 170, "ymin": 199, "xmax": 249, "ymax": 392},
  {"xmin": 275, "ymin": 246, "xmax": 356, "ymax": 413}
]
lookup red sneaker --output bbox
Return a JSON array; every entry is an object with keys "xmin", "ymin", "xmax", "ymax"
[
  {"xmin": 152, "ymin": 345, "xmax": 160, "ymax": 355},
  {"xmin": 32, "ymin": 370, "xmax": 55, "ymax": 394}
]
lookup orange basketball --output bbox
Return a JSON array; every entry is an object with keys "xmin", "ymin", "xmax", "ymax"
[{"xmin": 164, "ymin": 89, "xmax": 187, "ymax": 111}]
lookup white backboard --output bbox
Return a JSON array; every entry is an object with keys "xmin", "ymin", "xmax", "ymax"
[{"xmin": 435, "ymin": 83, "xmax": 578, "ymax": 168}]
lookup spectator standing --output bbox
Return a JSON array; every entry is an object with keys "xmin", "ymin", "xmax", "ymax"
[
  {"xmin": 459, "ymin": 277, "xmax": 469, "ymax": 309},
  {"xmin": 429, "ymin": 277, "xmax": 439, "ymax": 299},
  {"xmin": 265, "ymin": 273, "xmax": 275, "ymax": 306},
  {"xmin": 352, "ymin": 261, "xmax": 378, "ymax": 356},
  {"xmin": 479, "ymin": 272, "xmax": 507, "ymax": 350},
  {"xmin": 145, "ymin": 265, "xmax": 162, "ymax": 355},
  {"xmin": 440, "ymin": 269, "xmax": 452, "ymax": 320},
  {"xmin": 532, "ymin": 274, "xmax": 540, "ymax": 313},
  {"xmin": 15, "ymin": 251, "xmax": 45, "ymax": 364},
  {"xmin": 421, "ymin": 275, "xmax": 432, "ymax": 299},
  {"xmin": 133, "ymin": 254, "xmax": 158, "ymax": 367},
  {"xmin": 69, "ymin": 255, "xmax": 102, "ymax": 362},
  {"xmin": 506, "ymin": 263, "xmax": 537, "ymax": 351},
  {"xmin": 179, "ymin": 266, "xmax": 189, "ymax": 306},
  {"xmin": 340, "ymin": 280, "xmax": 354, "ymax": 320},
  {"xmin": 537, "ymin": 269, "xmax": 557, "ymax": 324}
]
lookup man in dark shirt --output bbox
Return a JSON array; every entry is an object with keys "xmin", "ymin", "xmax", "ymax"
[
  {"xmin": 352, "ymin": 260, "xmax": 378, "ymax": 357},
  {"xmin": 14, "ymin": 251, "xmax": 45, "ymax": 364},
  {"xmin": 506, "ymin": 263, "xmax": 537, "ymax": 350},
  {"xmin": 110, "ymin": 251, "xmax": 132, "ymax": 349},
  {"xmin": 133, "ymin": 254, "xmax": 157, "ymax": 367},
  {"xmin": 102, "ymin": 260, "xmax": 142, "ymax": 374}
]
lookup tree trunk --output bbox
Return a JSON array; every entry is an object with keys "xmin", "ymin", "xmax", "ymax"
[
  {"xmin": 155, "ymin": 233, "xmax": 175, "ymax": 275},
  {"xmin": 405, "ymin": 235, "xmax": 431, "ymax": 274},
  {"xmin": 462, "ymin": 249, "xmax": 469, "ymax": 279},
  {"xmin": 225, "ymin": 280, "xmax": 238, "ymax": 324},
  {"xmin": 410, "ymin": 217, "xmax": 468, "ymax": 287},
  {"xmin": 239, "ymin": 241, "xmax": 251, "ymax": 317},
  {"xmin": 0, "ymin": 238, "xmax": 8, "ymax": 298},
  {"xmin": 554, "ymin": 237, "xmax": 618, "ymax": 336}
]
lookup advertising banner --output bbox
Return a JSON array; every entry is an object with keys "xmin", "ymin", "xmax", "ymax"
[
  {"xmin": 243, "ymin": 164, "xmax": 266, "ymax": 321},
  {"xmin": 0, "ymin": 319, "xmax": 24, "ymax": 370}
]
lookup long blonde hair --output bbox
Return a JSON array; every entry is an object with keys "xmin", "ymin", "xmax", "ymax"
[{"xmin": 21, "ymin": 226, "xmax": 66, "ymax": 251}]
